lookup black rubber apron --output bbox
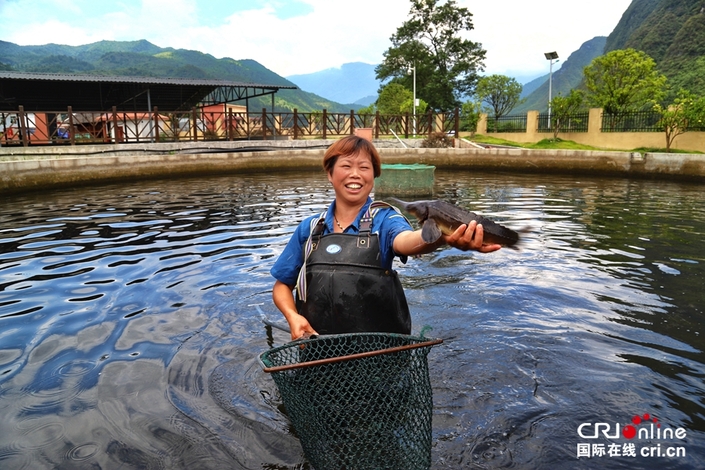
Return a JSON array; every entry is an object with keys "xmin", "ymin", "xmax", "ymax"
[{"xmin": 296, "ymin": 212, "xmax": 411, "ymax": 335}]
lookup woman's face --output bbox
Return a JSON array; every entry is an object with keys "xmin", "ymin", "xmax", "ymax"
[{"xmin": 327, "ymin": 151, "xmax": 375, "ymax": 207}]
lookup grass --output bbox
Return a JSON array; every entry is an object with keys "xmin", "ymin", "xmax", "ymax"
[
  {"xmin": 631, "ymin": 146, "xmax": 703, "ymax": 154},
  {"xmin": 468, "ymin": 135, "xmax": 703, "ymax": 154},
  {"xmin": 470, "ymin": 135, "xmax": 602, "ymax": 151}
]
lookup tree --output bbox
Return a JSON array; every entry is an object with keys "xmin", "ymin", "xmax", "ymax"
[
  {"xmin": 357, "ymin": 89, "xmax": 428, "ymax": 116},
  {"xmin": 583, "ymin": 48, "xmax": 667, "ymax": 115},
  {"xmin": 460, "ymin": 100, "xmax": 482, "ymax": 136},
  {"xmin": 376, "ymin": 83, "xmax": 426, "ymax": 115},
  {"xmin": 549, "ymin": 89, "xmax": 585, "ymax": 139},
  {"xmin": 653, "ymin": 89, "xmax": 705, "ymax": 152},
  {"xmin": 375, "ymin": 0, "xmax": 486, "ymax": 111},
  {"xmin": 376, "ymin": 83, "xmax": 412, "ymax": 115},
  {"xmin": 358, "ymin": 83, "xmax": 429, "ymax": 132},
  {"xmin": 475, "ymin": 74, "xmax": 523, "ymax": 130}
]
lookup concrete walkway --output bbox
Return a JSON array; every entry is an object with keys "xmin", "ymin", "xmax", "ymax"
[{"xmin": 1, "ymin": 140, "xmax": 703, "ymax": 195}]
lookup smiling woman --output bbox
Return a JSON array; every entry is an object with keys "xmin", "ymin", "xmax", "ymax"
[{"xmin": 270, "ymin": 135, "xmax": 501, "ymax": 340}]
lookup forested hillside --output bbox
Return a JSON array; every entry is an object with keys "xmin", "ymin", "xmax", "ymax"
[
  {"xmin": 0, "ymin": 39, "xmax": 358, "ymax": 113},
  {"xmin": 511, "ymin": 0, "xmax": 705, "ymax": 114},
  {"xmin": 605, "ymin": 0, "xmax": 705, "ymax": 96}
]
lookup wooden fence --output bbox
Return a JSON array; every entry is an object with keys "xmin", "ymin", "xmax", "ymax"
[{"xmin": 0, "ymin": 106, "xmax": 461, "ymax": 147}]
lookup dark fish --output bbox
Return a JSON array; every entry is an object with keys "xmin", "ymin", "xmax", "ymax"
[{"xmin": 388, "ymin": 198, "xmax": 520, "ymax": 247}]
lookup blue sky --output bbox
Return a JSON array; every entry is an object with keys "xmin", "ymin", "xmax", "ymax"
[{"xmin": 1, "ymin": 0, "xmax": 633, "ymax": 82}]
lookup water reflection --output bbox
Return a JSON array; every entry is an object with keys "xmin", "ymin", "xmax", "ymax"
[{"xmin": 0, "ymin": 171, "xmax": 703, "ymax": 469}]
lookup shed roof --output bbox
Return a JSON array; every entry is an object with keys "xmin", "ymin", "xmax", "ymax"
[{"xmin": 0, "ymin": 72, "xmax": 297, "ymax": 112}]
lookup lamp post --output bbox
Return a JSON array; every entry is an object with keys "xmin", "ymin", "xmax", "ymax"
[
  {"xmin": 407, "ymin": 63, "xmax": 416, "ymax": 137},
  {"xmin": 544, "ymin": 51, "xmax": 559, "ymax": 129}
]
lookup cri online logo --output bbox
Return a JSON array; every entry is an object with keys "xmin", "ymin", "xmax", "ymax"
[{"xmin": 578, "ymin": 413, "xmax": 687, "ymax": 440}]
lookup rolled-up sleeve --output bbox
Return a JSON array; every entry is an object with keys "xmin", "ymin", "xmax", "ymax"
[{"xmin": 270, "ymin": 218, "xmax": 312, "ymax": 287}]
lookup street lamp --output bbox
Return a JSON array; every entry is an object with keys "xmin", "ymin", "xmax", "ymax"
[
  {"xmin": 544, "ymin": 51, "xmax": 559, "ymax": 128},
  {"xmin": 407, "ymin": 63, "xmax": 417, "ymax": 137}
]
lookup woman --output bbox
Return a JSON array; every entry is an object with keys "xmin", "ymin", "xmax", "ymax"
[{"xmin": 271, "ymin": 135, "xmax": 501, "ymax": 340}]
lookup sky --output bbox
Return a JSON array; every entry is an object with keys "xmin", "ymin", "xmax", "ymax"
[{"xmin": 0, "ymin": 0, "xmax": 634, "ymax": 83}]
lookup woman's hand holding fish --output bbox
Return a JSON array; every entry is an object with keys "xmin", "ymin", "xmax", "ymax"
[{"xmin": 444, "ymin": 221, "xmax": 502, "ymax": 253}]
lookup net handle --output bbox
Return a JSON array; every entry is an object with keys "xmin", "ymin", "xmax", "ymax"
[{"xmin": 262, "ymin": 338, "xmax": 443, "ymax": 373}]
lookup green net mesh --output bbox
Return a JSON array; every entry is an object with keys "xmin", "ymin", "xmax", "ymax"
[{"xmin": 259, "ymin": 333, "xmax": 442, "ymax": 470}]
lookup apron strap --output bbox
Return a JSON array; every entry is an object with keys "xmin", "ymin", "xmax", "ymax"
[
  {"xmin": 296, "ymin": 211, "xmax": 326, "ymax": 302},
  {"xmin": 295, "ymin": 201, "xmax": 408, "ymax": 301}
]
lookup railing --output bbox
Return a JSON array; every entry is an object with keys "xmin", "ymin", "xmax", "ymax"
[
  {"xmin": 601, "ymin": 110, "xmax": 662, "ymax": 132},
  {"xmin": 537, "ymin": 112, "xmax": 589, "ymax": 133},
  {"xmin": 0, "ymin": 106, "xmax": 461, "ymax": 147},
  {"xmin": 486, "ymin": 114, "xmax": 527, "ymax": 133}
]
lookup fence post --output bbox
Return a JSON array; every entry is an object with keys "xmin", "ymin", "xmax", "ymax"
[
  {"xmin": 293, "ymin": 109, "xmax": 299, "ymax": 140},
  {"xmin": 192, "ymin": 107, "xmax": 198, "ymax": 141},
  {"xmin": 588, "ymin": 108, "xmax": 602, "ymax": 135},
  {"xmin": 477, "ymin": 113, "xmax": 488, "ymax": 134},
  {"xmin": 112, "ymin": 106, "xmax": 118, "ymax": 143},
  {"xmin": 321, "ymin": 109, "xmax": 327, "ymax": 140},
  {"xmin": 350, "ymin": 110, "xmax": 355, "ymax": 135},
  {"xmin": 153, "ymin": 106, "xmax": 160, "ymax": 143},
  {"xmin": 228, "ymin": 109, "xmax": 234, "ymax": 141},
  {"xmin": 375, "ymin": 111, "xmax": 380, "ymax": 139},
  {"xmin": 428, "ymin": 111, "xmax": 433, "ymax": 137},
  {"xmin": 526, "ymin": 111, "xmax": 539, "ymax": 141},
  {"xmin": 68, "ymin": 106, "xmax": 75, "ymax": 145},
  {"xmin": 262, "ymin": 108, "xmax": 268, "ymax": 140},
  {"xmin": 18, "ymin": 105, "xmax": 28, "ymax": 147},
  {"xmin": 454, "ymin": 107, "xmax": 460, "ymax": 137}
]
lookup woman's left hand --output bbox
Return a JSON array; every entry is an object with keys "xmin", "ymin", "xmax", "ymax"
[{"xmin": 444, "ymin": 220, "xmax": 502, "ymax": 253}]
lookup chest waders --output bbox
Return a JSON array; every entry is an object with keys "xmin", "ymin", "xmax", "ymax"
[{"xmin": 295, "ymin": 207, "xmax": 411, "ymax": 335}]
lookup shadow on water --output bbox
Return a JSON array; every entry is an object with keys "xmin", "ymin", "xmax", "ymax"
[{"xmin": 0, "ymin": 171, "xmax": 703, "ymax": 469}]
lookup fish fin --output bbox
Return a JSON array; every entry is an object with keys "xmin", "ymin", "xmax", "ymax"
[{"xmin": 421, "ymin": 219, "xmax": 443, "ymax": 244}]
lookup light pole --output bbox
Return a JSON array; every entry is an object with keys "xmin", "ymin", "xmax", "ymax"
[
  {"xmin": 544, "ymin": 51, "xmax": 559, "ymax": 129},
  {"xmin": 407, "ymin": 63, "xmax": 416, "ymax": 137}
]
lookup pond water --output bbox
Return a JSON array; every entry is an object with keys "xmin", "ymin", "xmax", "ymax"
[{"xmin": 0, "ymin": 170, "xmax": 703, "ymax": 469}]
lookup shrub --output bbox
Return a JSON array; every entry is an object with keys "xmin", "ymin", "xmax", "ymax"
[{"xmin": 421, "ymin": 132, "xmax": 454, "ymax": 148}]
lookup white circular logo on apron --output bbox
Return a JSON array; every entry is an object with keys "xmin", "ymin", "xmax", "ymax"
[{"xmin": 326, "ymin": 244, "xmax": 342, "ymax": 254}]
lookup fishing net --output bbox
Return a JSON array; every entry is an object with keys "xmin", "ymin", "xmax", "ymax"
[{"xmin": 259, "ymin": 333, "xmax": 442, "ymax": 470}]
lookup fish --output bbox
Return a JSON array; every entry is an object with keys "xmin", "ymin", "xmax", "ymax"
[{"xmin": 388, "ymin": 198, "xmax": 520, "ymax": 247}]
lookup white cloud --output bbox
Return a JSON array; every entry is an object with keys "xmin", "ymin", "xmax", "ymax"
[
  {"xmin": 1, "ymin": 0, "xmax": 633, "ymax": 79},
  {"xmin": 472, "ymin": 1, "xmax": 632, "ymax": 78}
]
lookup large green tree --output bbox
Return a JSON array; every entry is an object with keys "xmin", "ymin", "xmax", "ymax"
[
  {"xmin": 583, "ymin": 48, "xmax": 667, "ymax": 115},
  {"xmin": 375, "ymin": 0, "xmax": 486, "ymax": 111},
  {"xmin": 475, "ymin": 74, "xmax": 523, "ymax": 120}
]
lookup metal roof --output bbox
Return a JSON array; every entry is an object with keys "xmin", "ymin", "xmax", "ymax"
[{"xmin": 0, "ymin": 71, "xmax": 297, "ymax": 112}]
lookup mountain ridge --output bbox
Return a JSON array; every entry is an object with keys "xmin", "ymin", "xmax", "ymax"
[
  {"xmin": 286, "ymin": 62, "xmax": 382, "ymax": 106},
  {"xmin": 605, "ymin": 0, "xmax": 705, "ymax": 96},
  {"xmin": 0, "ymin": 39, "xmax": 357, "ymax": 113}
]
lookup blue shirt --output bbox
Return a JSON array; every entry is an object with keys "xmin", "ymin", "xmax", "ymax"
[{"xmin": 271, "ymin": 198, "xmax": 413, "ymax": 287}]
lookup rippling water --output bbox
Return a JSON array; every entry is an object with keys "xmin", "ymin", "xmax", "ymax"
[{"xmin": 0, "ymin": 170, "xmax": 703, "ymax": 469}]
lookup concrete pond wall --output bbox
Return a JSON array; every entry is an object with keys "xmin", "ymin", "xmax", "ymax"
[{"xmin": 1, "ymin": 140, "xmax": 703, "ymax": 196}]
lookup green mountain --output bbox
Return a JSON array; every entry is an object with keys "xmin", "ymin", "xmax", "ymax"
[
  {"xmin": 512, "ymin": 37, "xmax": 607, "ymax": 114},
  {"xmin": 510, "ymin": 0, "xmax": 705, "ymax": 114},
  {"xmin": 0, "ymin": 39, "xmax": 359, "ymax": 113},
  {"xmin": 606, "ymin": 0, "xmax": 705, "ymax": 97},
  {"xmin": 520, "ymin": 74, "xmax": 548, "ymax": 99}
]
